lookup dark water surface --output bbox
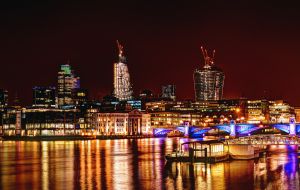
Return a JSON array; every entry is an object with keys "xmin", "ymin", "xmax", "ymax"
[{"xmin": 0, "ymin": 138, "xmax": 299, "ymax": 190}]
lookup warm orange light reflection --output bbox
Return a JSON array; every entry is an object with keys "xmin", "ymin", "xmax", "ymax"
[{"xmin": 0, "ymin": 139, "xmax": 298, "ymax": 190}]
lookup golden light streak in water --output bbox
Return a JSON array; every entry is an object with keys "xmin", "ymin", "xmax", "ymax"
[
  {"xmin": 41, "ymin": 142, "xmax": 49, "ymax": 190},
  {"xmin": 0, "ymin": 138, "xmax": 299, "ymax": 190},
  {"xmin": 94, "ymin": 139, "xmax": 101, "ymax": 189},
  {"xmin": 112, "ymin": 139, "xmax": 132, "ymax": 190}
]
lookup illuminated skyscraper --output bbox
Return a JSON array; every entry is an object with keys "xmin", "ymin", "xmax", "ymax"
[
  {"xmin": 113, "ymin": 40, "xmax": 133, "ymax": 101},
  {"xmin": 57, "ymin": 64, "xmax": 80, "ymax": 107},
  {"xmin": 194, "ymin": 46, "xmax": 225, "ymax": 101}
]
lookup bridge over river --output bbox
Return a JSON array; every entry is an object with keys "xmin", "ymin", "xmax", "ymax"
[{"xmin": 153, "ymin": 118, "xmax": 300, "ymax": 138}]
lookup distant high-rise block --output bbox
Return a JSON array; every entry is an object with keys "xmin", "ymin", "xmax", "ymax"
[
  {"xmin": 113, "ymin": 41, "xmax": 133, "ymax": 101},
  {"xmin": 194, "ymin": 46, "xmax": 225, "ymax": 101},
  {"xmin": 0, "ymin": 89, "xmax": 8, "ymax": 109},
  {"xmin": 161, "ymin": 85, "xmax": 176, "ymax": 101},
  {"xmin": 57, "ymin": 64, "xmax": 80, "ymax": 107},
  {"xmin": 73, "ymin": 88, "xmax": 88, "ymax": 106},
  {"xmin": 32, "ymin": 86, "xmax": 56, "ymax": 108}
]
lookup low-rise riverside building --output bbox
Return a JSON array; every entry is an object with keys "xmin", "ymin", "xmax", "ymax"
[
  {"xmin": 0, "ymin": 107, "xmax": 152, "ymax": 137},
  {"xmin": 146, "ymin": 99, "xmax": 296, "ymax": 127},
  {"xmin": 1, "ymin": 108, "xmax": 84, "ymax": 136},
  {"xmin": 269, "ymin": 100, "xmax": 295, "ymax": 123},
  {"xmin": 93, "ymin": 110, "xmax": 151, "ymax": 136},
  {"xmin": 149, "ymin": 112, "xmax": 204, "ymax": 128}
]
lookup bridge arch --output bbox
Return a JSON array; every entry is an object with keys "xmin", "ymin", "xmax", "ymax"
[{"xmin": 154, "ymin": 121, "xmax": 300, "ymax": 137}]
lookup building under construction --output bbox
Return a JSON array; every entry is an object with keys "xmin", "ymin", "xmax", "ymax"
[
  {"xmin": 194, "ymin": 46, "xmax": 225, "ymax": 101},
  {"xmin": 113, "ymin": 41, "xmax": 133, "ymax": 101}
]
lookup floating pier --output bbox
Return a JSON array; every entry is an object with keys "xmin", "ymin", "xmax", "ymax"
[
  {"xmin": 165, "ymin": 139, "xmax": 269, "ymax": 163},
  {"xmin": 165, "ymin": 140, "xmax": 230, "ymax": 163}
]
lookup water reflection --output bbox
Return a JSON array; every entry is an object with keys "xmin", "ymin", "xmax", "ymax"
[{"xmin": 0, "ymin": 138, "xmax": 299, "ymax": 190}]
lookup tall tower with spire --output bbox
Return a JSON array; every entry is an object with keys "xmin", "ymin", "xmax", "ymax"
[
  {"xmin": 194, "ymin": 46, "xmax": 225, "ymax": 101},
  {"xmin": 113, "ymin": 40, "xmax": 133, "ymax": 101}
]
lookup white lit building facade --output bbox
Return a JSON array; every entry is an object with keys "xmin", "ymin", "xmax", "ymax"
[
  {"xmin": 94, "ymin": 110, "xmax": 151, "ymax": 136},
  {"xmin": 113, "ymin": 41, "xmax": 133, "ymax": 101}
]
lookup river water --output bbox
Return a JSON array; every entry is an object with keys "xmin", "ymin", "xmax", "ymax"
[{"xmin": 0, "ymin": 138, "xmax": 299, "ymax": 190}]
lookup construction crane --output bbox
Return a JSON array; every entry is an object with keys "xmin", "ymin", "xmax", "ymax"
[
  {"xmin": 116, "ymin": 40, "xmax": 124, "ymax": 57},
  {"xmin": 201, "ymin": 46, "xmax": 215, "ymax": 65},
  {"xmin": 116, "ymin": 40, "xmax": 126, "ymax": 63}
]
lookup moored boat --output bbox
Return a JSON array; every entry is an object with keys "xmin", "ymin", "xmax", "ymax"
[{"xmin": 165, "ymin": 140, "xmax": 229, "ymax": 163}]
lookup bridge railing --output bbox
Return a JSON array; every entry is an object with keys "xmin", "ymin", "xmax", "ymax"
[{"xmin": 226, "ymin": 135, "xmax": 300, "ymax": 145}]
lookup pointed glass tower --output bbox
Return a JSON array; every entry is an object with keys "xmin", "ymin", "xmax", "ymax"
[{"xmin": 113, "ymin": 41, "xmax": 133, "ymax": 101}]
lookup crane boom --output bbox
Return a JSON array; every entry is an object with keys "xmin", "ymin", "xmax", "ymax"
[
  {"xmin": 200, "ymin": 46, "xmax": 216, "ymax": 66},
  {"xmin": 116, "ymin": 40, "xmax": 123, "ymax": 56}
]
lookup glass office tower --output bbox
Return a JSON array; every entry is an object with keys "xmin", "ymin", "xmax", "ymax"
[{"xmin": 57, "ymin": 64, "xmax": 80, "ymax": 107}]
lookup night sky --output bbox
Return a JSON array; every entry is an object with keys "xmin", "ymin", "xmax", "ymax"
[{"xmin": 1, "ymin": 1, "xmax": 300, "ymax": 106}]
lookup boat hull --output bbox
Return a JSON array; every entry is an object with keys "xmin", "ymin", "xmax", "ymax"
[
  {"xmin": 230, "ymin": 153, "xmax": 259, "ymax": 160},
  {"xmin": 165, "ymin": 154, "xmax": 229, "ymax": 163}
]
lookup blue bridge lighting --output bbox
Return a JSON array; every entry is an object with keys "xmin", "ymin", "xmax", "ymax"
[{"xmin": 153, "ymin": 122, "xmax": 300, "ymax": 137}]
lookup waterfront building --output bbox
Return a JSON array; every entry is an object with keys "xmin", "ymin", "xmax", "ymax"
[
  {"xmin": 79, "ymin": 107, "xmax": 98, "ymax": 135},
  {"xmin": 75, "ymin": 101, "xmax": 102, "ymax": 135},
  {"xmin": 194, "ymin": 46, "xmax": 225, "ymax": 101},
  {"xmin": 269, "ymin": 100, "xmax": 295, "ymax": 123},
  {"xmin": 128, "ymin": 109, "xmax": 151, "ymax": 135},
  {"xmin": 295, "ymin": 107, "xmax": 300, "ymax": 122},
  {"xmin": 161, "ymin": 85, "xmax": 176, "ymax": 101},
  {"xmin": 57, "ymin": 64, "xmax": 80, "ymax": 107},
  {"xmin": 94, "ymin": 110, "xmax": 151, "ymax": 136},
  {"xmin": 146, "ymin": 100, "xmax": 242, "ymax": 125},
  {"xmin": 95, "ymin": 112, "xmax": 128, "ymax": 135},
  {"xmin": 218, "ymin": 98, "xmax": 247, "ymax": 123},
  {"xmin": 1, "ymin": 108, "xmax": 81, "ymax": 136},
  {"xmin": 113, "ymin": 41, "xmax": 133, "ymax": 101},
  {"xmin": 150, "ymin": 111, "xmax": 203, "ymax": 128},
  {"xmin": 245, "ymin": 100, "xmax": 269, "ymax": 123},
  {"xmin": 0, "ymin": 89, "xmax": 8, "ymax": 110},
  {"xmin": 0, "ymin": 89, "xmax": 7, "ymax": 135},
  {"xmin": 32, "ymin": 86, "xmax": 56, "ymax": 108},
  {"xmin": 1, "ymin": 108, "xmax": 21, "ymax": 136}
]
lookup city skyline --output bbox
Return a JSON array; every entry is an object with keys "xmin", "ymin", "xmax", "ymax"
[
  {"xmin": 0, "ymin": 2, "xmax": 300, "ymax": 190},
  {"xmin": 0, "ymin": 40, "xmax": 298, "ymax": 106},
  {"xmin": 1, "ymin": 1, "xmax": 300, "ymax": 105}
]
